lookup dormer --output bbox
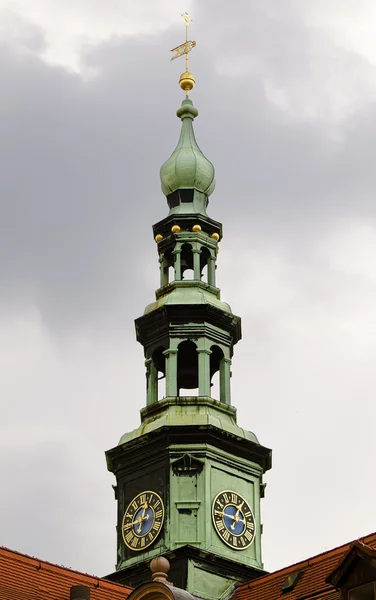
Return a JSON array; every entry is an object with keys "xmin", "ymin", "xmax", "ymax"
[{"xmin": 327, "ymin": 542, "xmax": 376, "ymax": 600}]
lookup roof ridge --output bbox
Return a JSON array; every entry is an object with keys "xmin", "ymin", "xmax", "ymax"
[{"xmin": 0, "ymin": 546, "xmax": 132, "ymax": 591}]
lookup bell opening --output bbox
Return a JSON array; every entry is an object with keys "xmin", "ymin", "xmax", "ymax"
[
  {"xmin": 200, "ymin": 247, "xmax": 211, "ymax": 284},
  {"xmin": 181, "ymin": 243, "xmax": 194, "ymax": 280},
  {"xmin": 210, "ymin": 345, "xmax": 224, "ymax": 402},
  {"xmin": 153, "ymin": 347, "xmax": 166, "ymax": 401},
  {"xmin": 177, "ymin": 340, "xmax": 198, "ymax": 395}
]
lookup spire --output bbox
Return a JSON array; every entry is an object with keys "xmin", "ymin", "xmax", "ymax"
[
  {"xmin": 161, "ymin": 14, "xmax": 215, "ymax": 215},
  {"xmin": 160, "ymin": 98, "xmax": 215, "ymax": 209}
]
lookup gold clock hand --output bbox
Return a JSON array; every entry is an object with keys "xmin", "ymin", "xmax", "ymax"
[
  {"xmin": 215, "ymin": 509, "xmax": 237, "ymax": 521},
  {"xmin": 136, "ymin": 501, "xmax": 149, "ymax": 533},
  {"xmin": 231, "ymin": 500, "xmax": 244, "ymax": 530}
]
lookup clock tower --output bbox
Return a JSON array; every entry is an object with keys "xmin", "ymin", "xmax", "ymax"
[{"xmin": 105, "ymin": 22, "xmax": 272, "ymax": 600}]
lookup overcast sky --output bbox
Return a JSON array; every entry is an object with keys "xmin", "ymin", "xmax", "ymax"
[{"xmin": 0, "ymin": 0, "xmax": 375, "ymax": 579}]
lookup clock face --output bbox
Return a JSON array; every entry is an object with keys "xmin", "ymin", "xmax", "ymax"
[
  {"xmin": 212, "ymin": 490, "xmax": 256, "ymax": 550},
  {"xmin": 122, "ymin": 491, "xmax": 164, "ymax": 551}
]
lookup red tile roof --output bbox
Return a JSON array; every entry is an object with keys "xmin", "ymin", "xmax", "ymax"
[
  {"xmin": 0, "ymin": 547, "xmax": 132, "ymax": 600},
  {"xmin": 232, "ymin": 533, "xmax": 376, "ymax": 600},
  {"xmin": 2, "ymin": 533, "xmax": 376, "ymax": 600}
]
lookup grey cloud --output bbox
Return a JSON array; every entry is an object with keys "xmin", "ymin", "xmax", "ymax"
[
  {"xmin": 2, "ymin": 6, "xmax": 376, "ymax": 331},
  {"xmin": 0, "ymin": 8, "xmax": 46, "ymax": 53}
]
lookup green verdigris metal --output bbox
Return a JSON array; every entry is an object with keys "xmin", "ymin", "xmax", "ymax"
[
  {"xmin": 118, "ymin": 397, "xmax": 259, "ymax": 446},
  {"xmin": 160, "ymin": 99, "xmax": 215, "ymax": 200},
  {"xmin": 105, "ymin": 98, "xmax": 272, "ymax": 600}
]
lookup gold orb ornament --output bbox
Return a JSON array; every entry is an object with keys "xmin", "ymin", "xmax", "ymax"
[
  {"xmin": 155, "ymin": 234, "xmax": 163, "ymax": 243},
  {"xmin": 179, "ymin": 71, "xmax": 195, "ymax": 94},
  {"xmin": 211, "ymin": 232, "xmax": 220, "ymax": 241},
  {"xmin": 171, "ymin": 225, "xmax": 181, "ymax": 233},
  {"xmin": 192, "ymin": 224, "xmax": 201, "ymax": 232}
]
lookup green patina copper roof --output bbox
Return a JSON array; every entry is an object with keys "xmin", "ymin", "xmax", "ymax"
[
  {"xmin": 118, "ymin": 397, "xmax": 260, "ymax": 446},
  {"xmin": 144, "ymin": 284, "xmax": 232, "ymax": 315},
  {"xmin": 160, "ymin": 98, "xmax": 215, "ymax": 197}
]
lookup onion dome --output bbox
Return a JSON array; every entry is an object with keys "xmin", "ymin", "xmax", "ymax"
[{"xmin": 160, "ymin": 98, "xmax": 215, "ymax": 211}]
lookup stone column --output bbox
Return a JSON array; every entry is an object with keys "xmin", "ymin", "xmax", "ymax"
[
  {"xmin": 159, "ymin": 256, "xmax": 168, "ymax": 287},
  {"xmin": 163, "ymin": 348, "xmax": 178, "ymax": 397},
  {"xmin": 197, "ymin": 348, "xmax": 212, "ymax": 397},
  {"xmin": 208, "ymin": 254, "xmax": 216, "ymax": 286},
  {"xmin": 220, "ymin": 357, "xmax": 232, "ymax": 405},
  {"xmin": 193, "ymin": 247, "xmax": 201, "ymax": 280},
  {"xmin": 145, "ymin": 358, "xmax": 158, "ymax": 405},
  {"xmin": 173, "ymin": 247, "xmax": 182, "ymax": 281}
]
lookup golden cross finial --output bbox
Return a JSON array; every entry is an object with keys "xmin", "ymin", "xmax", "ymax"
[
  {"xmin": 181, "ymin": 12, "xmax": 192, "ymax": 28},
  {"xmin": 170, "ymin": 12, "xmax": 196, "ymax": 96}
]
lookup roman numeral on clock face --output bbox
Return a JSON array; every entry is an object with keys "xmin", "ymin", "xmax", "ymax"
[
  {"xmin": 125, "ymin": 531, "xmax": 133, "ymax": 543},
  {"xmin": 216, "ymin": 520, "xmax": 225, "ymax": 532}
]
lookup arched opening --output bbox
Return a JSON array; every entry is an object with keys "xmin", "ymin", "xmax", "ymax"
[
  {"xmin": 152, "ymin": 346, "xmax": 166, "ymax": 401},
  {"xmin": 180, "ymin": 243, "xmax": 194, "ymax": 280},
  {"xmin": 164, "ymin": 249, "xmax": 174, "ymax": 284},
  {"xmin": 159, "ymin": 250, "xmax": 175, "ymax": 287},
  {"xmin": 210, "ymin": 345, "xmax": 224, "ymax": 401},
  {"xmin": 200, "ymin": 247, "xmax": 211, "ymax": 284},
  {"xmin": 177, "ymin": 340, "xmax": 198, "ymax": 396}
]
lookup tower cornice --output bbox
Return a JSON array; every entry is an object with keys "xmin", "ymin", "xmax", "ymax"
[
  {"xmin": 153, "ymin": 214, "xmax": 222, "ymax": 243},
  {"xmin": 107, "ymin": 421, "xmax": 272, "ymax": 480}
]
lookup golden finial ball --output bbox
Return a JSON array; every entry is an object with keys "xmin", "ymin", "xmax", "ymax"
[
  {"xmin": 179, "ymin": 71, "xmax": 195, "ymax": 93},
  {"xmin": 171, "ymin": 225, "xmax": 181, "ymax": 233},
  {"xmin": 155, "ymin": 234, "xmax": 163, "ymax": 243},
  {"xmin": 211, "ymin": 232, "xmax": 220, "ymax": 241},
  {"xmin": 192, "ymin": 224, "xmax": 201, "ymax": 232}
]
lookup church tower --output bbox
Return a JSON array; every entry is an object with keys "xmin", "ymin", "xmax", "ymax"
[{"xmin": 105, "ymin": 18, "xmax": 272, "ymax": 600}]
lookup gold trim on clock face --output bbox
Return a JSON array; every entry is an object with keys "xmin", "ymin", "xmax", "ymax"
[
  {"xmin": 212, "ymin": 490, "xmax": 256, "ymax": 550},
  {"xmin": 122, "ymin": 490, "xmax": 164, "ymax": 551}
]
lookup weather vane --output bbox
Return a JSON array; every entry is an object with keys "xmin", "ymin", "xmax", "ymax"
[{"xmin": 170, "ymin": 12, "xmax": 196, "ymax": 96}]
